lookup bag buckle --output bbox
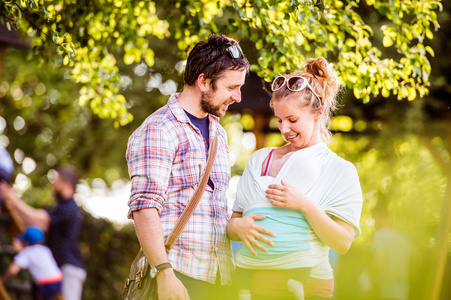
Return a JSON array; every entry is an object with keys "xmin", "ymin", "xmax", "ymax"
[
  {"xmin": 119, "ymin": 277, "xmax": 131, "ymax": 297},
  {"xmin": 136, "ymin": 271, "xmax": 144, "ymax": 287}
]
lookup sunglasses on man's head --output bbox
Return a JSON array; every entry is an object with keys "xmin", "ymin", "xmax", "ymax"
[
  {"xmin": 225, "ymin": 45, "xmax": 244, "ymax": 59},
  {"xmin": 201, "ymin": 45, "xmax": 244, "ymax": 73},
  {"xmin": 271, "ymin": 75, "xmax": 321, "ymax": 101}
]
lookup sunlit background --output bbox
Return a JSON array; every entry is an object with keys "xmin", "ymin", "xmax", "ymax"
[{"xmin": 0, "ymin": 2, "xmax": 450, "ymax": 299}]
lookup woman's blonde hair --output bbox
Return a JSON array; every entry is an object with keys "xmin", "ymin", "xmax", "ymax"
[{"xmin": 270, "ymin": 57, "xmax": 341, "ymax": 142}]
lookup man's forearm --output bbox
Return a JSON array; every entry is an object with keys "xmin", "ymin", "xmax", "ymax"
[
  {"xmin": 1, "ymin": 183, "xmax": 50, "ymax": 230},
  {"xmin": 10, "ymin": 199, "xmax": 50, "ymax": 231},
  {"xmin": 133, "ymin": 208, "xmax": 170, "ymax": 266},
  {"xmin": 133, "ymin": 207, "xmax": 190, "ymax": 299}
]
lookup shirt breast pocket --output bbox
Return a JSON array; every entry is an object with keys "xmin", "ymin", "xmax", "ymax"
[{"xmin": 170, "ymin": 140, "xmax": 205, "ymax": 191}]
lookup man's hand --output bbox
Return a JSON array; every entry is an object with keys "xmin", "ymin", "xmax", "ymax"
[
  {"xmin": 0, "ymin": 181, "xmax": 50, "ymax": 231},
  {"xmin": 228, "ymin": 213, "xmax": 276, "ymax": 256},
  {"xmin": 0, "ymin": 181, "xmax": 18, "ymax": 210},
  {"xmin": 156, "ymin": 268, "xmax": 190, "ymax": 300}
]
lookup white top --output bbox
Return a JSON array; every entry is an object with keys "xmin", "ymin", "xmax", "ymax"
[
  {"xmin": 234, "ymin": 143, "xmax": 362, "ymax": 234},
  {"xmin": 233, "ymin": 143, "xmax": 363, "ymax": 278},
  {"xmin": 15, "ymin": 244, "xmax": 62, "ymax": 284}
]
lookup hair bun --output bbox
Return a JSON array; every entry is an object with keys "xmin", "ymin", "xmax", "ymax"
[
  {"xmin": 304, "ymin": 57, "xmax": 331, "ymax": 79},
  {"xmin": 304, "ymin": 57, "xmax": 340, "ymax": 97}
]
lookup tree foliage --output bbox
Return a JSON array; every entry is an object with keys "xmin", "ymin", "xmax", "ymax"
[{"xmin": 0, "ymin": 0, "xmax": 443, "ymax": 125}]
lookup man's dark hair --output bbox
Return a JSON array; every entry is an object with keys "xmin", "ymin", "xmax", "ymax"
[
  {"xmin": 56, "ymin": 166, "xmax": 79, "ymax": 191},
  {"xmin": 184, "ymin": 34, "xmax": 250, "ymax": 89}
]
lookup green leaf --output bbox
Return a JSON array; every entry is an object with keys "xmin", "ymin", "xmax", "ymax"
[
  {"xmin": 123, "ymin": 53, "xmax": 135, "ymax": 65},
  {"xmin": 143, "ymin": 50, "xmax": 155, "ymax": 67},
  {"xmin": 383, "ymin": 35, "xmax": 394, "ymax": 47}
]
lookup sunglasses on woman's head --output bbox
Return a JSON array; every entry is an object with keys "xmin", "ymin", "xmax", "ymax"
[{"xmin": 271, "ymin": 75, "xmax": 321, "ymax": 102}]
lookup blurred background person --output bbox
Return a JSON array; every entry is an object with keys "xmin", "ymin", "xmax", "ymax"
[
  {"xmin": 366, "ymin": 204, "xmax": 419, "ymax": 300},
  {"xmin": 0, "ymin": 166, "xmax": 85, "ymax": 300},
  {"xmin": 2, "ymin": 226, "xmax": 63, "ymax": 300}
]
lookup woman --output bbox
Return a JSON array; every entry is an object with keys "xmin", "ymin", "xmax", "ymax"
[{"xmin": 227, "ymin": 57, "xmax": 363, "ymax": 300}]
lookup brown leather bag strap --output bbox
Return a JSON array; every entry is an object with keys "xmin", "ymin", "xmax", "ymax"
[{"xmin": 164, "ymin": 130, "xmax": 219, "ymax": 252}]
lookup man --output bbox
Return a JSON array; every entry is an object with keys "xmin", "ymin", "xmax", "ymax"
[
  {"xmin": 126, "ymin": 34, "xmax": 249, "ymax": 299},
  {"xmin": 0, "ymin": 166, "xmax": 86, "ymax": 300}
]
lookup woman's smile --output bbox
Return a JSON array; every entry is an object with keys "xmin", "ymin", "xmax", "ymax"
[{"xmin": 285, "ymin": 133, "xmax": 299, "ymax": 140}]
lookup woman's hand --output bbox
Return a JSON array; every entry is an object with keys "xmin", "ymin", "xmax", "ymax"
[
  {"xmin": 267, "ymin": 180, "xmax": 355, "ymax": 254},
  {"xmin": 227, "ymin": 212, "xmax": 275, "ymax": 256},
  {"xmin": 266, "ymin": 180, "xmax": 313, "ymax": 212}
]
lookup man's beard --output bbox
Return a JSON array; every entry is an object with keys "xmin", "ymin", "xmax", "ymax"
[{"xmin": 200, "ymin": 89, "xmax": 224, "ymax": 117}]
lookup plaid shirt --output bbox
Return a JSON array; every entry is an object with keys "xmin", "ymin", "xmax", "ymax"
[{"xmin": 126, "ymin": 94, "xmax": 234, "ymax": 285}]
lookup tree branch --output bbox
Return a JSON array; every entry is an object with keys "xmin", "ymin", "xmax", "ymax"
[
  {"xmin": 14, "ymin": 3, "xmax": 61, "ymax": 47},
  {"xmin": 261, "ymin": 78, "xmax": 272, "ymax": 98}
]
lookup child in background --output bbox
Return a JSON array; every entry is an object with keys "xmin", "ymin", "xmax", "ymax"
[{"xmin": 2, "ymin": 226, "xmax": 63, "ymax": 300}]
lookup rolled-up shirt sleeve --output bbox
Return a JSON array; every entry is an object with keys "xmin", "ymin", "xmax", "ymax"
[{"xmin": 126, "ymin": 122, "xmax": 175, "ymax": 218}]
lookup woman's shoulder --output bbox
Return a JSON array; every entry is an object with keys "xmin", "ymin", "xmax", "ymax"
[
  {"xmin": 323, "ymin": 152, "xmax": 360, "ymax": 184},
  {"xmin": 330, "ymin": 152, "xmax": 355, "ymax": 168}
]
